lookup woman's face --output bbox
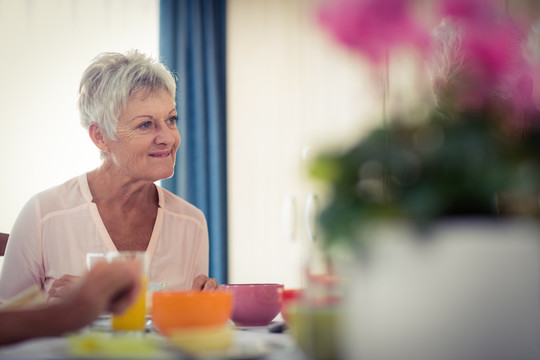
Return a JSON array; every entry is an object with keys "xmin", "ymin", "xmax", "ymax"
[{"xmin": 105, "ymin": 88, "xmax": 180, "ymax": 182}]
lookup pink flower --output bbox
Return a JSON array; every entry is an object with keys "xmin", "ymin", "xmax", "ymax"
[
  {"xmin": 440, "ymin": 0, "xmax": 522, "ymax": 77},
  {"xmin": 440, "ymin": 0, "xmax": 493, "ymax": 20},
  {"xmin": 450, "ymin": 12, "xmax": 531, "ymax": 119},
  {"xmin": 317, "ymin": 0, "xmax": 429, "ymax": 65},
  {"xmin": 428, "ymin": 1, "xmax": 536, "ymax": 131},
  {"xmin": 462, "ymin": 23, "xmax": 521, "ymax": 84}
]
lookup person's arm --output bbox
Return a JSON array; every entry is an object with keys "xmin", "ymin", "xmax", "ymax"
[
  {"xmin": 0, "ymin": 262, "xmax": 139, "ymax": 345},
  {"xmin": 0, "ymin": 302, "xmax": 82, "ymax": 345},
  {"xmin": 0, "ymin": 196, "xmax": 44, "ymax": 302}
]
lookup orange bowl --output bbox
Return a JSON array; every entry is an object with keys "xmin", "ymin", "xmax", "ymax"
[{"xmin": 152, "ymin": 291, "xmax": 232, "ymax": 335}]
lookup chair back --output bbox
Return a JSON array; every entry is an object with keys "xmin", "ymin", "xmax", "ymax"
[{"xmin": 0, "ymin": 233, "xmax": 8, "ymax": 256}]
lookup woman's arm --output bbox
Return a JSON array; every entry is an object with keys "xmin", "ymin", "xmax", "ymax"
[{"xmin": 0, "ymin": 196, "xmax": 44, "ymax": 302}]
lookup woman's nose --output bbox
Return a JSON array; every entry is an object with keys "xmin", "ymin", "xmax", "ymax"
[{"xmin": 155, "ymin": 125, "xmax": 178, "ymax": 145}]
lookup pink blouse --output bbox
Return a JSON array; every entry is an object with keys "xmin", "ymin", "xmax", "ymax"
[{"xmin": 0, "ymin": 174, "xmax": 209, "ymax": 302}]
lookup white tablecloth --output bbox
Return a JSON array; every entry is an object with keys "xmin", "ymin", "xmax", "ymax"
[{"xmin": 0, "ymin": 321, "xmax": 307, "ymax": 360}]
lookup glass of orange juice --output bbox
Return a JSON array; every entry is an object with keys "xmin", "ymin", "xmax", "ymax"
[
  {"xmin": 106, "ymin": 251, "xmax": 148, "ymax": 332},
  {"xmin": 86, "ymin": 251, "xmax": 148, "ymax": 332}
]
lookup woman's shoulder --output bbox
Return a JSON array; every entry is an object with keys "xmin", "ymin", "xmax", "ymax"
[
  {"xmin": 26, "ymin": 174, "xmax": 89, "ymax": 215},
  {"xmin": 157, "ymin": 186, "xmax": 206, "ymax": 221}
]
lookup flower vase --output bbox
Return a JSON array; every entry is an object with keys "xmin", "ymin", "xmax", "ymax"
[{"xmin": 341, "ymin": 218, "xmax": 540, "ymax": 360}]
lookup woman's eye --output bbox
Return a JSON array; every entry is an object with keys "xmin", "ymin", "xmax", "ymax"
[
  {"xmin": 168, "ymin": 116, "xmax": 178, "ymax": 125},
  {"xmin": 139, "ymin": 121, "xmax": 152, "ymax": 129}
]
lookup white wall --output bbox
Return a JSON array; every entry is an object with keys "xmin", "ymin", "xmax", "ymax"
[
  {"xmin": 0, "ymin": 0, "xmax": 159, "ymax": 233},
  {"xmin": 226, "ymin": 0, "xmax": 383, "ymax": 287},
  {"xmin": 226, "ymin": 0, "xmax": 433, "ymax": 288}
]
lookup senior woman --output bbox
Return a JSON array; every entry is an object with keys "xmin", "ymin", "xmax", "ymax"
[{"xmin": 0, "ymin": 50, "xmax": 217, "ymax": 303}]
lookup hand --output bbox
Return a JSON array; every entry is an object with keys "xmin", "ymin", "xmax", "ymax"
[
  {"xmin": 48, "ymin": 275, "xmax": 81, "ymax": 302},
  {"xmin": 0, "ymin": 262, "xmax": 140, "ymax": 345},
  {"xmin": 62, "ymin": 262, "xmax": 140, "ymax": 329},
  {"xmin": 101, "ymin": 263, "xmax": 140, "ymax": 315},
  {"xmin": 191, "ymin": 274, "xmax": 218, "ymax": 291},
  {"xmin": 77, "ymin": 261, "xmax": 141, "ymax": 315}
]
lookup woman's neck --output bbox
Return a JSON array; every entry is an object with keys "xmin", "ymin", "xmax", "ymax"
[{"xmin": 86, "ymin": 166, "xmax": 158, "ymax": 209}]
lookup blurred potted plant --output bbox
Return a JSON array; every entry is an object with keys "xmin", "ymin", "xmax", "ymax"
[
  {"xmin": 297, "ymin": 0, "xmax": 540, "ymax": 359},
  {"xmin": 311, "ymin": 108, "xmax": 540, "ymax": 253},
  {"xmin": 312, "ymin": 0, "xmax": 540, "ymax": 253}
]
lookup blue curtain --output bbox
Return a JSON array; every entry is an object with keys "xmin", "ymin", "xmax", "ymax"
[{"xmin": 159, "ymin": 0, "xmax": 228, "ymax": 284}]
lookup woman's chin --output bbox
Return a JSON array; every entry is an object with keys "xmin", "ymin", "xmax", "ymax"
[{"xmin": 155, "ymin": 169, "xmax": 175, "ymax": 181}]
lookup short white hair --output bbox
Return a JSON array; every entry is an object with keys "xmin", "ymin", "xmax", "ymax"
[{"xmin": 78, "ymin": 50, "xmax": 176, "ymax": 140}]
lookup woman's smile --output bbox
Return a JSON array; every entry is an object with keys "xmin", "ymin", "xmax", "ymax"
[{"xmin": 149, "ymin": 151, "xmax": 171, "ymax": 158}]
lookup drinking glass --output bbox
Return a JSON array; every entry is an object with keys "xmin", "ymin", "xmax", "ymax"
[
  {"xmin": 106, "ymin": 251, "xmax": 148, "ymax": 331},
  {"xmin": 86, "ymin": 251, "xmax": 148, "ymax": 332},
  {"xmin": 86, "ymin": 252, "xmax": 107, "ymax": 269}
]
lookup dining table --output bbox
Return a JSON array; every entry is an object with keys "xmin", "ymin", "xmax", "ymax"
[{"xmin": 0, "ymin": 315, "xmax": 309, "ymax": 360}]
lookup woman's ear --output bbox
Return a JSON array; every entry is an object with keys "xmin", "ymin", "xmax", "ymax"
[{"xmin": 88, "ymin": 123, "xmax": 110, "ymax": 153}]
